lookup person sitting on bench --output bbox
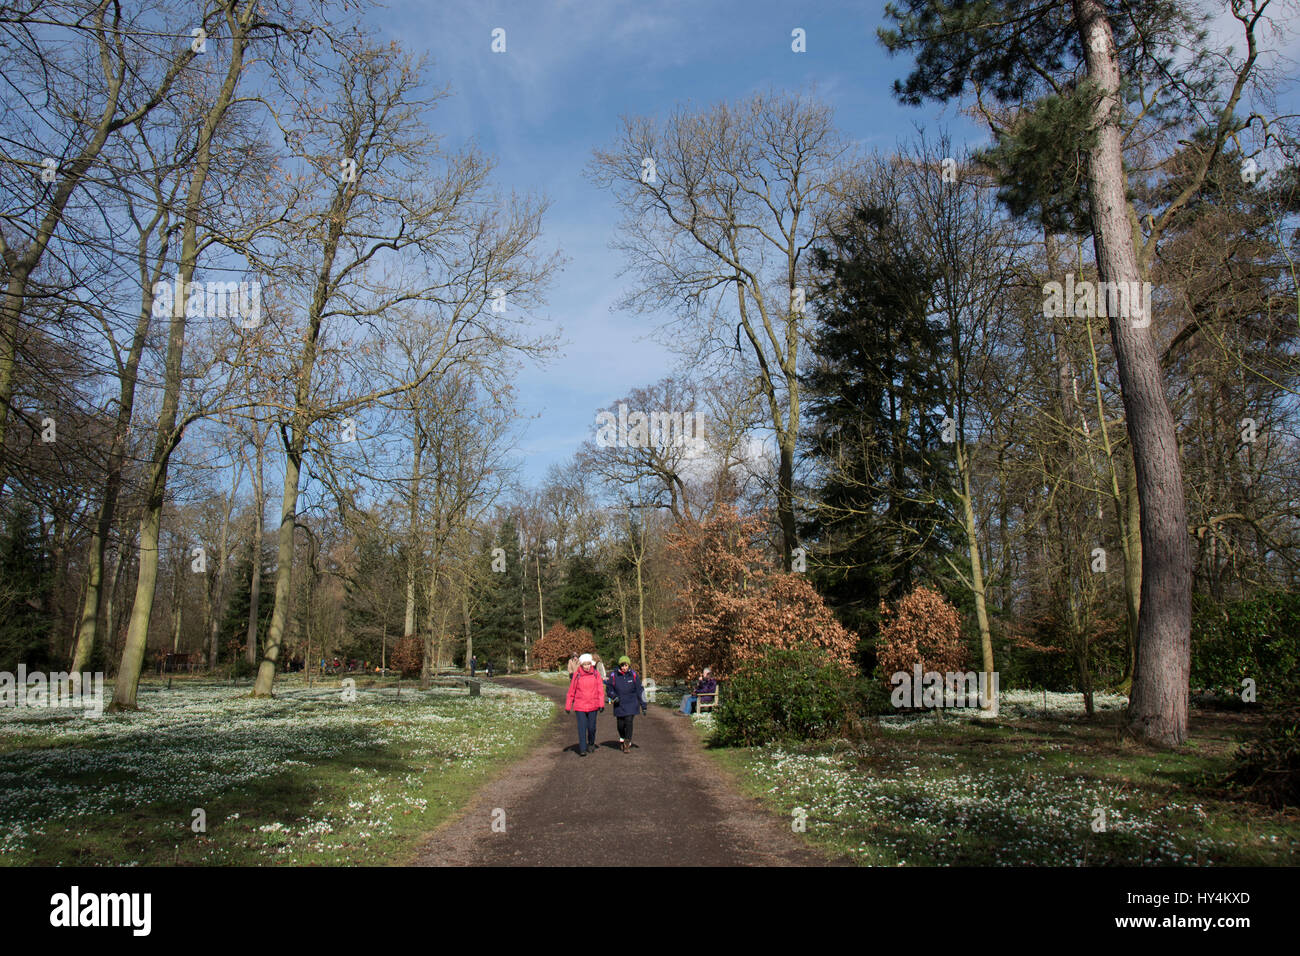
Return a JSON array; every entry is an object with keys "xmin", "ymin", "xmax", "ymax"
[{"xmin": 679, "ymin": 668, "xmax": 716, "ymax": 715}]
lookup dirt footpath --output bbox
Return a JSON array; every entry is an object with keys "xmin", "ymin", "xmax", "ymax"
[{"xmin": 412, "ymin": 676, "xmax": 846, "ymax": 866}]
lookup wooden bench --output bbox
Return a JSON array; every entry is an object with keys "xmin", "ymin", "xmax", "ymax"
[{"xmin": 670, "ymin": 682, "xmax": 719, "ymax": 713}]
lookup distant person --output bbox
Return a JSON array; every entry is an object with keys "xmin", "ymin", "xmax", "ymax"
[
  {"xmin": 679, "ymin": 668, "xmax": 717, "ymax": 715},
  {"xmin": 564, "ymin": 653, "xmax": 605, "ymax": 756},
  {"xmin": 485, "ymin": 660, "xmax": 494, "ymax": 679},
  {"xmin": 605, "ymin": 656, "xmax": 646, "ymax": 753},
  {"xmin": 470, "ymin": 655, "xmax": 478, "ymax": 678},
  {"xmin": 566, "ymin": 653, "xmax": 579, "ymax": 676},
  {"xmin": 592, "ymin": 653, "xmax": 607, "ymax": 682}
]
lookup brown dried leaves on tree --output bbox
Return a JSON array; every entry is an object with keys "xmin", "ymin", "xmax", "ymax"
[
  {"xmin": 529, "ymin": 620, "xmax": 597, "ymax": 671},
  {"xmin": 660, "ymin": 507, "xmax": 856, "ymax": 679},
  {"xmin": 875, "ymin": 586, "xmax": 967, "ymax": 682}
]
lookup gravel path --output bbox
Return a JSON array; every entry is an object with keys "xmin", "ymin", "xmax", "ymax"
[{"xmin": 412, "ymin": 676, "xmax": 846, "ymax": 866}]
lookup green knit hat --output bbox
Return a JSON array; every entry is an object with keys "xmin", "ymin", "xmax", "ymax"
[{"xmin": 618, "ymin": 655, "xmax": 632, "ymax": 666}]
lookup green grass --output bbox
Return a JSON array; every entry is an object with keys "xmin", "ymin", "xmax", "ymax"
[
  {"xmin": 0, "ymin": 674, "xmax": 553, "ymax": 865},
  {"xmin": 703, "ymin": 707, "xmax": 1300, "ymax": 866}
]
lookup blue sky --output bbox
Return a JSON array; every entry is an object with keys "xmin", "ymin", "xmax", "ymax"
[
  {"xmin": 372, "ymin": 0, "xmax": 986, "ymax": 484},
  {"xmin": 371, "ymin": 0, "xmax": 1299, "ymax": 488}
]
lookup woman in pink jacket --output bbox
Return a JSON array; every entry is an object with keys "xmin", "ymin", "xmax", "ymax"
[{"xmin": 565, "ymin": 653, "xmax": 606, "ymax": 756}]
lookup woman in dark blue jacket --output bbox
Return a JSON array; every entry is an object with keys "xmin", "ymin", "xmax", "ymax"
[{"xmin": 605, "ymin": 656, "xmax": 646, "ymax": 753}]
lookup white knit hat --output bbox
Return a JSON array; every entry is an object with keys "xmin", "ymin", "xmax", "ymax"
[{"xmin": 578, "ymin": 653, "xmax": 594, "ymax": 665}]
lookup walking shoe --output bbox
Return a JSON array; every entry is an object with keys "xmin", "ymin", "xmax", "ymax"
[{"xmin": 622, "ymin": 740, "xmax": 630, "ymax": 753}]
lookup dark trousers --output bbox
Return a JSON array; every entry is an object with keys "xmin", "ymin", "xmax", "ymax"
[
  {"xmin": 617, "ymin": 714, "xmax": 635, "ymax": 741},
  {"xmin": 576, "ymin": 710, "xmax": 598, "ymax": 753}
]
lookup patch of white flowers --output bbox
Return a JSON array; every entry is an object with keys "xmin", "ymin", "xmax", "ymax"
[
  {"xmin": 0, "ymin": 678, "xmax": 552, "ymax": 863},
  {"xmin": 878, "ymin": 690, "xmax": 1128, "ymax": 730},
  {"xmin": 742, "ymin": 739, "xmax": 1296, "ymax": 866},
  {"xmin": 999, "ymin": 689, "xmax": 1129, "ymax": 716}
]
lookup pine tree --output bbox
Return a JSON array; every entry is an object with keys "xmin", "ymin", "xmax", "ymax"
[
  {"xmin": 0, "ymin": 507, "xmax": 55, "ymax": 672},
  {"xmin": 801, "ymin": 204, "xmax": 955, "ymax": 639},
  {"xmin": 470, "ymin": 518, "xmax": 525, "ymax": 666},
  {"xmin": 552, "ymin": 554, "xmax": 615, "ymax": 651}
]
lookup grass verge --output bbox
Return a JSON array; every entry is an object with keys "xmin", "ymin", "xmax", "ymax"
[
  {"xmin": 701, "ymin": 706, "xmax": 1300, "ymax": 865},
  {"xmin": 0, "ymin": 674, "xmax": 552, "ymax": 865}
]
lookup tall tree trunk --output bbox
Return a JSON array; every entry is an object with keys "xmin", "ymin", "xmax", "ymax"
[
  {"xmin": 956, "ymin": 439, "xmax": 997, "ymax": 717},
  {"xmin": 948, "ymin": 275, "xmax": 996, "ymax": 714},
  {"xmin": 463, "ymin": 587, "xmax": 473, "ymax": 672},
  {"xmin": 1075, "ymin": 606, "xmax": 1094, "ymax": 716},
  {"xmin": 253, "ymin": 82, "xmax": 361, "ymax": 699},
  {"xmin": 776, "ymin": 436, "xmax": 798, "ymax": 570},
  {"xmin": 635, "ymin": 549, "xmax": 647, "ymax": 678},
  {"xmin": 436, "ymin": 602, "xmax": 451, "ymax": 672},
  {"xmin": 1085, "ymin": 315, "xmax": 1142, "ymax": 691},
  {"xmin": 1053, "ymin": 309, "xmax": 1095, "ymax": 715},
  {"xmin": 1075, "ymin": 0, "xmax": 1191, "ymax": 746},
  {"xmin": 421, "ymin": 531, "xmax": 448, "ymax": 689},
  {"xmin": 247, "ymin": 434, "xmax": 265, "ymax": 667},
  {"xmin": 616, "ymin": 576, "xmax": 629, "ymax": 658},
  {"xmin": 169, "ymin": 538, "xmax": 184, "ymax": 654},
  {"xmin": 1123, "ymin": 457, "xmax": 1143, "ymax": 683},
  {"xmin": 106, "ymin": 520, "xmax": 135, "ymax": 675},
  {"xmin": 207, "ymin": 477, "xmax": 238, "ymax": 670},
  {"xmin": 73, "ymin": 451, "xmax": 129, "ymax": 674},
  {"xmin": 111, "ymin": 310, "xmax": 194, "ymax": 708},
  {"xmin": 114, "ymin": 501, "xmax": 165, "ymax": 707},
  {"xmin": 997, "ymin": 467, "xmax": 1011, "ymax": 615},
  {"xmin": 98, "ymin": 547, "xmax": 120, "ymax": 675},
  {"xmin": 404, "ymin": 572, "xmax": 418, "ymax": 644},
  {"xmin": 253, "ymin": 442, "xmax": 301, "ymax": 696},
  {"xmin": 420, "ymin": 564, "xmax": 439, "ymax": 691},
  {"xmin": 71, "ymin": 204, "xmax": 170, "ymax": 675},
  {"xmin": 535, "ymin": 551, "xmax": 545, "ymax": 645},
  {"xmin": 520, "ymin": 544, "xmax": 529, "ymax": 661},
  {"xmin": 404, "ymin": 422, "xmax": 422, "ymax": 643},
  {"xmin": 462, "ymin": 587, "xmax": 473, "ymax": 671},
  {"xmin": 110, "ymin": 2, "xmax": 252, "ymax": 710}
]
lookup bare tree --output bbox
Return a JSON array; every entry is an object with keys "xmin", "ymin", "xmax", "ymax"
[
  {"xmin": 113, "ymin": 0, "xmax": 303, "ymax": 709},
  {"xmin": 590, "ymin": 90, "xmax": 851, "ymax": 568},
  {"xmin": 252, "ymin": 41, "xmax": 556, "ymax": 697},
  {"xmin": 0, "ymin": 1, "xmax": 210, "ymax": 483}
]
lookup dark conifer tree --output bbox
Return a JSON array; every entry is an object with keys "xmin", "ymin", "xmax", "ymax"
[
  {"xmin": 470, "ymin": 517, "xmax": 525, "ymax": 666},
  {"xmin": 801, "ymin": 205, "xmax": 955, "ymax": 642}
]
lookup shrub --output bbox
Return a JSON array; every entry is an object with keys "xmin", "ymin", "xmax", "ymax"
[
  {"xmin": 391, "ymin": 636, "xmax": 422, "ymax": 677},
  {"xmin": 663, "ymin": 507, "xmax": 857, "ymax": 679},
  {"xmin": 875, "ymin": 585, "xmax": 966, "ymax": 689},
  {"xmin": 223, "ymin": 639, "xmax": 253, "ymax": 678},
  {"xmin": 1192, "ymin": 591, "xmax": 1300, "ymax": 699},
  {"xmin": 1225, "ymin": 707, "xmax": 1300, "ymax": 809},
  {"xmin": 642, "ymin": 626, "xmax": 678, "ymax": 678},
  {"xmin": 528, "ymin": 620, "xmax": 597, "ymax": 670},
  {"xmin": 713, "ymin": 645, "xmax": 875, "ymax": 746}
]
